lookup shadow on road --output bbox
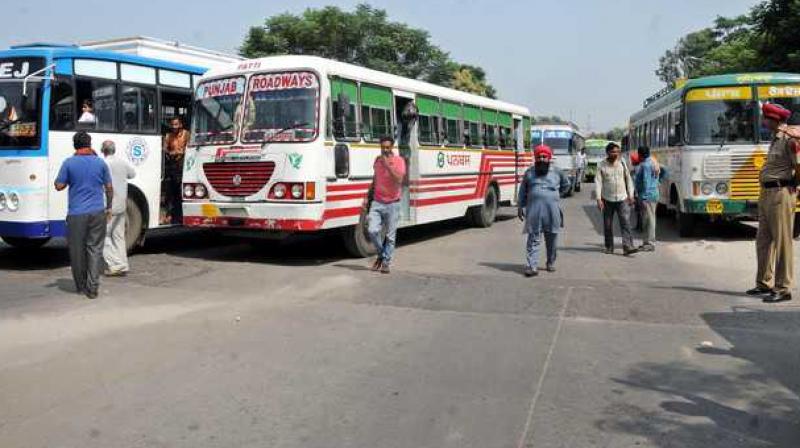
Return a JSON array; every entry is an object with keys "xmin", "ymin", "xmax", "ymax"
[
  {"xmin": 581, "ymin": 205, "xmax": 758, "ymax": 243},
  {"xmin": 479, "ymin": 262, "xmax": 526, "ymax": 275},
  {"xmin": 596, "ymin": 309, "xmax": 800, "ymax": 447}
]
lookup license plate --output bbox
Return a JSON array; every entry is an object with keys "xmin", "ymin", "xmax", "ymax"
[{"xmin": 706, "ymin": 199, "xmax": 724, "ymax": 214}]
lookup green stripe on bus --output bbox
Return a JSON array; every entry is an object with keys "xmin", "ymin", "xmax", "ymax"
[
  {"xmin": 498, "ymin": 112, "xmax": 512, "ymax": 128},
  {"xmin": 482, "ymin": 109, "xmax": 497, "ymax": 124},
  {"xmin": 417, "ymin": 95, "xmax": 440, "ymax": 116},
  {"xmin": 464, "ymin": 105, "xmax": 481, "ymax": 122},
  {"xmin": 361, "ymin": 83, "xmax": 392, "ymax": 108},
  {"xmin": 330, "ymin": 78, "xmax": 357, "ymax": 102},
  {"xmin": 442, "ymin": 101, "xmax": 462, "ymax": 119}
]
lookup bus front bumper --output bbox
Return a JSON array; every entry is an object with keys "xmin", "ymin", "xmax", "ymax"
[
  {"xmin": 183, "ymin": 201, "xmax": 327, "ymax": 232},
  {"xmin": 682, "ymin": 199, "xmax": 758, "ymax": 217},
  {"xmin": 0, "ymin": 220, "xmax": 66, "ymax": 238}
]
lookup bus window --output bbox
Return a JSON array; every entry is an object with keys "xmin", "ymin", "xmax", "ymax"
[
  {"xmin": 330, "ymin": 78, "xmax": 358, "ymax": 140},
  {"xmin": 191, "ymin": 77, "xmax": 245, "ymax": 146},
  {"xmin": 418, "ymin": 114, "xmax": 440, "ymax": 145},
  {"xmin": 75, "ymin": 78, "xmax": 116, "ymax": 132},
  {"xmin": 120, "ymin": 85, "xmax": 157, "ymax": 133},
  {"xmin": 359, "ymin": 84, "xmax": 392, "ymax": 142},
  {"xmin": 544, "ymin": 130, "xmax": 571, "ymax": 154},
  {"xmin": 687, "ymin": 99, "xmax": 755, "ymax": 145},
  {"xmin": 49, "ymin": 77, "xmax": 74, "ymax": 131}
]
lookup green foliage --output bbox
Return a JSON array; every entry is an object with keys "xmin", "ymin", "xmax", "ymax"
[
  {"xmin": 241, "ymin": 4, "xmax": 497, "ymax": 98},
  {"xmin": 657, "ymin": 0, "xmax": 800, "ymax": 87}
]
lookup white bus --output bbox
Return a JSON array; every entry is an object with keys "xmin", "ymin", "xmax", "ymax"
[
  {"xmin": 627, "ymin": 73, "xmax": 800, "ymax": 237},
  {"xmin": 182, "ymin": 55, "xmax": 533, "ymax": 256},
  {"xmin": 0, "ymin": 38, "xmax": 240, "ymax": 250},
  {"xmin": 530, "ymin": 124, "xmax": 585, "ymax": 195}
]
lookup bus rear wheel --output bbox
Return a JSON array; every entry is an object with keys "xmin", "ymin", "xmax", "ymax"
[
  {"xmin": 342, "ymin": 215, "xmax": 378, "ymax": 258},
  {"xmin": 467, "ymin": 186, "xmax": 498, "ymax": 228},
  {"xmin": 1, "ymin": 237, "xmax": 50, "ymax": 249},
  {"xmin": 125, "ymin": 197, "xmax": 145, "ymax": 254}
]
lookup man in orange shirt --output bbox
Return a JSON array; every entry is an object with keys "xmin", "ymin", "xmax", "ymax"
[
  {"xmin": 164, "ymin": 116, "xmax": 189, "ymax": 224},
  {"xmin": 365, "ymin": 136, "xmax": 406, "ymax": 274}
]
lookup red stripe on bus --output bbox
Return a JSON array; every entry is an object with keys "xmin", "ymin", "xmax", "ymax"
[
  {"xmin": 326, "ymin": 192, "xmax": 368, "ymax": 202},
  {"xmin": 327, "ymin": 182, "xmax": 372, "ymax": 192},
  {"xmin": 412, "ymin": 176, "xmax": 479, "ymax": 186},
  {"xmin": 323, "ymin": 207, "xmax": 362, "ymax": 219},
  {"xmin": 410, "ymin": 183, "xmax": 476, "ymax": 193},
  {"xmin": 410, "ymin": 193, "xmax": 478, "ymax": 207},
  {"xmin": 183, "ymin": 216, "xmax": 323, "ymax": 231}
]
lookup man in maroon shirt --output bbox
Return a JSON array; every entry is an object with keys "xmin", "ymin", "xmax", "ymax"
[{"xmin": 364, "ymin": 136, "xmax": 406, "ymax": 274}]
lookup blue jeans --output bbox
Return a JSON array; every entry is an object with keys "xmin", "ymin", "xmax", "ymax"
[
  {"xmin": 367, "ymin": 201, "xmax": 401, "ymax": 265},
  {"xmin": 526, "ymin": 231, "xmax": 558, "ymax": 269}
]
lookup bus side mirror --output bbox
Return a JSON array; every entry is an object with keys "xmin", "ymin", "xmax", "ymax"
[{"xmin": 334, "ymin": 143, "xmax": 350, "ymax": 178}]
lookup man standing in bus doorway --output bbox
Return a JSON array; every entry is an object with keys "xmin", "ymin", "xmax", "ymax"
[
  {"xmin": 164, "ymin": 116, "xmax": 189, "ymax": 224},
  {"xmin": 55, "ymin": 131, "xmax": 113, "ymax": 299},
  {"xmin": 595, "ymin": 142, "xmax": 638, "ymax": 256},
  {"xmin": 518, "ymin": 145, "xmax": 570, "ymax": 277},
  {"xmin": 101, "ymin": 140, "xmax": 136, "ymax": 276},
  {"xmin": 746, "ymin": 103, "xmax": 800, "ymax": 303},
  {"xmin": 634, "ymin": 145, "xmax": 667, "ymax": 251},
  {"xmin": 365, "ymin": 136, "xmax": 406, "ymax": 274}
]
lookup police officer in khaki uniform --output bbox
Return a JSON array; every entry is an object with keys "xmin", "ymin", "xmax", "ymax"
[{"xmin": 746, "ymin": 103, "xmax": 799, "ymax": 303}]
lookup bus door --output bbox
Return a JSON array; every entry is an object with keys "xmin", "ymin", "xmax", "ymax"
[
  {"xmin": 513, "ymin": 117, "xmax": 523, "ymax": 204},
  {"xmin": 393, "ymin": 91, "xmax": 417, "ymax": 223},
  {"xmin": 159, "ymin": 89, "xmax": 192, "ymax": 225}
]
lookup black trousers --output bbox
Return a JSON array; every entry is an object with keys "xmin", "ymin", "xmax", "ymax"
[
  {"xmin": 165, "ymin": 160, "xmax": 183, "ymax": 224},
  {"xmin": 67, "ymin": 211, "xmax": 107, "ymax": 294},
  {"xmin": 602, "ymin": 200, "xmax": 634, "ymax": 249}
]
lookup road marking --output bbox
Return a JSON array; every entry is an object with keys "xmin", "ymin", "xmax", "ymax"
[{"xmin": 516, "ymin": 286, "xmax": 573, "ymax": 448}]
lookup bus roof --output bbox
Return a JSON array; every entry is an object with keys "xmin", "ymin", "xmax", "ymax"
[
  {"xmin": 0, "ymin": 45, "xmax": 207, "ymax": 74},
  {"xmin": 530, "ymin": 123, "xmax": 584, "ymax": 137},
  {"xmin": 202, "ymin": 55, "xmax": 531, "ymax": 117},
  {"xmin": 632, "ymin": 72, "xmax": 800, "ymax": 122},
  {"xmin": 586, "ymin": 139, "xmax": 616, "ymax": 147}
]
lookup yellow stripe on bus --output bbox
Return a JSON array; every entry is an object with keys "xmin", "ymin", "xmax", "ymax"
[
  {"xmin": 686, "ymin": 87, "xmax": 752, "ymax": 102},
  {"xmin": 757, "ymin": 85, "xmax": 800, "ymax": 99}
]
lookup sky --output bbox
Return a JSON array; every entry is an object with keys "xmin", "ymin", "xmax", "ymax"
[{"xmin": 3, "ymin": 0, "xmax": 762, "ymax": 131}]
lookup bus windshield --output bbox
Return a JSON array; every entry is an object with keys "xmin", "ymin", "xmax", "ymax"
[
  {"xmin": 544, "ymin": 130, "xmax": 572, "ymax": 153},
  {"xmin": 686, "ymin": 99, "xmax": 756, "ymax": 145},
  {"xmin": 586, "ymin": 145, "xmax": 606, "ymax": 157},
  {"xmin": 191, "ymin": 77, "xmax": 245, "ymax": 146},
  {"xmin": 242, "ymin": 72, "xmax": 319, "ymax": 143},
  {"xmin": 0, "ymin": 82, "xmax": 40, "ymax": 148}
]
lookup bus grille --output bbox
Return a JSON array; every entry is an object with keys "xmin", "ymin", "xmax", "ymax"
[
  {"xmin": 704, "ymin": 151, "xmax": 765, "ymax": 200},
  {"xmin": 202, "ymin": 162, "xmax": 276, "ymax": 197}
]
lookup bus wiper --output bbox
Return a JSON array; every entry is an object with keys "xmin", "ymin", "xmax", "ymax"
[
  {"xmin": 262, "ymin": 122, "xmax": 309, "ymax": 148},
  {"xmin": 0, "ymin": 119, "xmax": 22, "ymax": 132}
]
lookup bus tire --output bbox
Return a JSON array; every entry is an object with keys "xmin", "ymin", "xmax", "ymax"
[
  {"xmin": 676, "ymin": 209, "xmax": 695, "ymax": 237},
  {"xmin": 125, "ymin": 197, "xmax": 145, "ymax": 254},
  {"xmin": 342, "ymin": 217, "xmax": 377, "ymax": 258},
  {"xmin": 794, "ymin": 213, "xmax": 800, "ymax": 239},
  {"xmin": 1, "ymin": 236, "xmax": 50, "ymax": 249},
  {"xmin": 467, "ymin": 186, "xmax": 498, "ymax": 228}
]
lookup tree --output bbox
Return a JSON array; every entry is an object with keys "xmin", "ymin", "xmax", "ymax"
[
  {"xmin": 752, "ymin": 0, "xmax": 800, "ymax": 72},
  {"xmin": 241, "ymin": 4, "xmax": 497, "ymax": 97}
]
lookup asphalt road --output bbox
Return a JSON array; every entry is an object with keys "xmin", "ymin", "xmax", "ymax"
[{"xmin": 1, "ymin": 189, "xmax": 799, "ymax": 448}]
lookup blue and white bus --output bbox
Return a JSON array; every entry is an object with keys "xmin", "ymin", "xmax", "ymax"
[{"xmin": 0, "ymin": 41, "xmax": 231, "ymax": 250}]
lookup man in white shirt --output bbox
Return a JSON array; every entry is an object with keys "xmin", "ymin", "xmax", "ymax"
[
  {"xmin": 594, "ymin": 142, "xmax": 638, "ymax": 256},
  {"xmin": 101, "ymin": 140, "xmax": 136, "ymax": 275}
]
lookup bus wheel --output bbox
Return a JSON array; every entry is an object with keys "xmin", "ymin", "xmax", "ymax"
[
  {"xmin": 676, "ymin": 209, "xmax": 695, "ymax": 237},
  {"xmin": 125, "ymin": 197, "xmax": 145, "ymax": 254},
  {"xmin": 342, "ymin": 217, "xmax": 377, "ymax": 258},
  {"xmin": 1, "ymin": 237, "xmax": 50, "ymax": 249},
  {"xmin": 467, "ymin": 186, "xmax": 498, "ymax": 228},
  {"xmin": 794, "ymin": 213, "xmax": 800, "ymax": 239}
]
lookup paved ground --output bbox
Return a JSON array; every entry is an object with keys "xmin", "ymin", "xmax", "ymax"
[{"xmin": 1, "ymin": 188, "xmax": 799, "ymax": 448}]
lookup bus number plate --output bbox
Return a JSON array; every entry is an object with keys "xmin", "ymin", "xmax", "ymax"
[{"xmin": 706, "ymin": 199, "xmax": 724, "ymax": 214}]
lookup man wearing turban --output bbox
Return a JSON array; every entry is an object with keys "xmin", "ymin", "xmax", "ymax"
[{"xmin": 517, "ymin": 144, "xmax": 570, "ymax": 277}]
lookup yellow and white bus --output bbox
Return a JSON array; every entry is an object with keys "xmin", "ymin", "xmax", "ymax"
[
  {"xmin": 182, "ymin": 56, "xmax": 533, "ymax": 256},
  {"xmin": 628, "ymin": 73, "xmax": 800, "ymax": 237}
]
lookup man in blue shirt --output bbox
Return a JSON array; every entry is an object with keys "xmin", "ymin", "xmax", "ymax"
[
  {"xmin": 633, "ymin": 145, "xmax": 667, "ymax": 251},
  {"xmin": 55, "ymin": 131, "xmax": 113, "ymax": 299}
]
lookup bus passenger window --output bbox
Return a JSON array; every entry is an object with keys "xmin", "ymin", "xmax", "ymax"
[
  {"xmin": 121, "ymin": 85, "xmax": 157, "ymax": 133},
  {"xmin": 49, "ymin": 79, "xmax": 74, "ymax": 131},
  {"xmin": 75, "ymin": 79, "xmax": 116, "ymax": 132}
]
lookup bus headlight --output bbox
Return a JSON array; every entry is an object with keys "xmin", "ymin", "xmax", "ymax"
[
  {"xmin": 716, "ymin": 182, "xmax": 729, "ymax": 195},
  {"xmin": 7, "ymin": 192, "xmax": 19, "ymax": 211},
  {"xmin": 183, "ymin": 184, "xmax": 195, "ymax": 199},
  {"xmin": 194, "ymin": 184, "xmax": 207, "ymax": 199},
  {"xmin": 701, "ymin": 182, "xmax": 714, "ymax": 196},
  {"xmin": 0, "ymin": 191, "xmax": 6, "ymax": 211},
  {"xmin": 290, "ymin": 184, "xmax": 304, "ymax": 199},
  {"xmin": 273, "ymin": 183, "xmax": 287, "ymax": 199}
]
